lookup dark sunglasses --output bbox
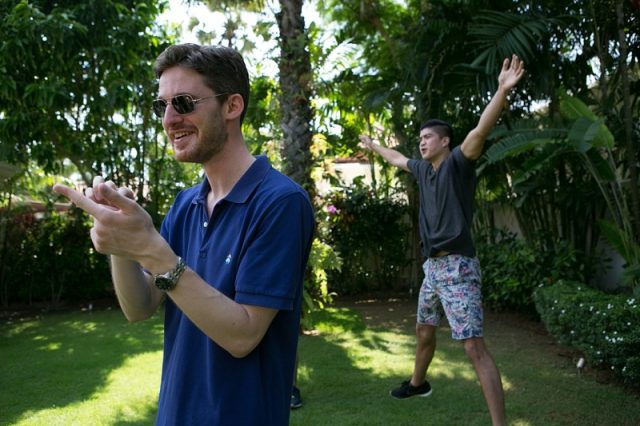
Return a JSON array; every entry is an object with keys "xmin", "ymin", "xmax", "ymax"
[{"xmin": 152, "ymin": 93, "xmax": 227, "ymax": 118}]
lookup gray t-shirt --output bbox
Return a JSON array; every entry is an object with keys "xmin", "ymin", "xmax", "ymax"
[{"xmin": 407, "ymin": 146, "xmax": 477, "ymax": 258}]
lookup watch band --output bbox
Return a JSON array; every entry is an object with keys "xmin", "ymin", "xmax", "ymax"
[{"xmin": 153, "ymin": 257, "xmax": 187, "ymax": 291}]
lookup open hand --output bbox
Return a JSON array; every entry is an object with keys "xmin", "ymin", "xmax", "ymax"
[
  {"xmin": 359, "ymin": 135, "xmax": 375, "ymax": 150},
  {"xmin": 498, "ymin": 54, "xmax": 525, "ymax": 91}
]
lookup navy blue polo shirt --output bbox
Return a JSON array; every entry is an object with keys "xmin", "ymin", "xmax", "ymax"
[{"xmin": 156, "ymin": 156, "xmax": 315, "ymax": 426}]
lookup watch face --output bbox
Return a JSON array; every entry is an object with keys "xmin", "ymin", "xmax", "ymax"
[
  {"xmin": 155, "ymin": 275, "xmax": 175, "ymax": 291},
  {"xmin": 153, "ymin": 257, "xmax": 186, "ymax": 291}
]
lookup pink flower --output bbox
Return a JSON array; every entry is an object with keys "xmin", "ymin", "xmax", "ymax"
[{"xmin": 326, "ymin": 204, "xmax": 337, "ymax": 215}]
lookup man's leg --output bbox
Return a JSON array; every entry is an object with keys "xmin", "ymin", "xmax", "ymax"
[
  {"xmin": 410, "ymin": 323, "xmax": 437, "ymax": 386},
  {"xmin": 290, "ymin": 352, "xmax": 302, "ymax": 409},
  {"xmin": 438, "ymin": 255, "xmax": 504, "ymax": 424},
  {"xmin": 390, "ymin": 259, "xmax": 439, "ymax": 399},
  {"xmin": 390, "ymin": 322, "xmax": 436, "ymax": 399},
  {"xmin": 463, "ymin": 337, "xmax": 505, "ymax": 426}
]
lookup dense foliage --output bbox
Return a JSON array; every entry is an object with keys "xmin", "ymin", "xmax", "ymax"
[
  {"xmin": 1, "ymin": 0, "xmax": 638, "ymax": 337},
  {"xmin": 534, "ymin": 280, "xmax": 640, "ymax": 387},
  {"xmin": 0, "ymin": 0, "xmax": 169, "ymax": 183},
  {"xmin": 324, "ymin": 179, "xmax": 412, "ymax": 295},
  {"xmin": 0, "ymin": 206, "xmax": 110, "ymax": 307},
  {"xmin": 313, "ymin": 0, "xmax": 639, "ymax": 295},
  {"xmin": 475, "ymin": 228, "xmax": 585, "ymax": 315}
]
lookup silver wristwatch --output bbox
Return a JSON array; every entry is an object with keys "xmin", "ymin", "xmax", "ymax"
[{"xmin": 153, "ymin": 257, "xmax": 186, "ymax": 291}]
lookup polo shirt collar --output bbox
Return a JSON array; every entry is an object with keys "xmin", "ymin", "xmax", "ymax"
[{"xmin": 195, "ymin": 155, "xmax": 271, "ymax": 205}]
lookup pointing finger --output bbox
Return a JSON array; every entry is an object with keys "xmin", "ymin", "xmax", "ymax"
[{"xmin": 53, "ymin": 183, "xmax": 107, "ymax": 219}]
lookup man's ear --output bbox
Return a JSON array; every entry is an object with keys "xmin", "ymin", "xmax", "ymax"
[
  {"xmin": 441, "ymin": 136, "xmax": 451, "ymax": 147},
  {"xmin": 224, "ymin": 93, "xmax": 244, "ymax": 120}
]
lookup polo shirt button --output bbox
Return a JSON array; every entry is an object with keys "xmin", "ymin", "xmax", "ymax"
[{"xmin": 203, "ymin": 221, "xmax": 208, "ymax": 228}]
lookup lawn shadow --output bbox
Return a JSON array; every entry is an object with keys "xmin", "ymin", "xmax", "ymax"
[
  {"xmin": 313, "ymin": 294, "xmax": 640, "ymax": 426},
  {"xmin": 290, "ymin": 303, "xmax": 496, "ymax": 425},
  {"xmin": 0, "ymin": 308, "xmax": 163, "ymax": 425}
]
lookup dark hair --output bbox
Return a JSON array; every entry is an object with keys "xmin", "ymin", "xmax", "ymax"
[
  {"xmin": 420, "ymin": 119, "xmax": 453, "ymax": 143},
  {"xmin": 154, "ymin": 43, "xmax": 250, "ymax": 124}
]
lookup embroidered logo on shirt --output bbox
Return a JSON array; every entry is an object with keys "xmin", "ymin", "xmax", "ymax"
[{"xmin": 225, "ymin": 254, "xmax": 232, "ymax": 264}]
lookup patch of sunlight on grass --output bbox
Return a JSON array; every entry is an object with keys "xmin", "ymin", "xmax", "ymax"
[
  {"xmin": 41, "ymin": 342, "xmax": 62, "ymax": 351},
  {"xmin": 62, "ymin": 320, "xmax": 100, "ymax": 333},
  {"xmin": 2, "ymin": 320, "xmax": 41, "ymax": 337},
  {"xmin": 501, "ymin": 376, "xmax": 514, "ymax": 391},
  {"xmin": 320, "ymin": 316, "xmax": 490, "ymax": 386},
  {"xmin": 298, "ymin": 364, "xmax": 313, "ymax": 382},
  {"xmin": 319, "ymin": 326, "xmax": 417, "ymax": 379},
  {"xmin": 13, "ymin": 350, "xmax": 162, "ymax": 426},
  {"xmin": 429, "ymin": 357, "xmax": 477, "ymax": 381},
  {"xmin": 313, "ymin": 308, "xmax": 363, "ymax": 335}
]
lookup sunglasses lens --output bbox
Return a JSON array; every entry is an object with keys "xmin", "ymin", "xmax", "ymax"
[
  {"xmin": 172, "ymin": 95, "xmax": 196, "ymax": 114},
  {"xmin": 152, "ymin": 99, "xmax": 166, "ymax": 118}
]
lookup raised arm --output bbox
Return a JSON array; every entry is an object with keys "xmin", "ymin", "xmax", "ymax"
[
  {"xmin": 461, "ymin": 54, "xmax": 525, "ymax": 161},
  {"xmin": 359, "ymin": 135, "xmax": 410, "ymax": 172}
]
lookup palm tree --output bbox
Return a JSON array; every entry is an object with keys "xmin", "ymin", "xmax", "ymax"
[
  {"xmin": 190, "ymin": 0, "xmax": 316, "ymax": 199},
  {"xmin": 275, "ymin": 0, "xmax": 315, "ymax": 198}
]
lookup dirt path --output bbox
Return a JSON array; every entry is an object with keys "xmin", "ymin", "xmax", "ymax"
[{"xmin": 334, "ymin": 292, "xmax": 546, "ymax": 336}]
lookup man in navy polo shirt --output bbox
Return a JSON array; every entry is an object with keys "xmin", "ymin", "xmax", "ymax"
[{"xmin": 53, "ymin": 44, "xmax": 315, "ymax": 425}]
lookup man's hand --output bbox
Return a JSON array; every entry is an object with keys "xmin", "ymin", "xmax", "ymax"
[
  {"xmin": 359, "ymin": 135, "xmax": 375, "ymax": 151},
  {"xmin": 85, "ymin": 176, "xmax": 135, "ymax": 209},
  {"xmin": 53, "ymin": 180, "xmax": 170, "ymax": 269},
  {"xmin": 358, "ymin": 134, "xmax": 410, "ymax": 171},
  {"xmin": 497, "ymin": 54, "xmax": 525, "ymax": 92}
]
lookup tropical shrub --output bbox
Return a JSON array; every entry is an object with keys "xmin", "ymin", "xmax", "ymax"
[
  {"xmin": 534, "ymin": 280, "xmax": 640, "ymax": 387},
  {"xmin": 476, "ymin": 228, "xmax": 583, "ymax": 314},
  {"xmin": 325, "ymin": 180, "xmax": 412, "ymax": 295},
  {"xmin": 301, "ymin": 238, "xmax": 341, "ymax": 329}
]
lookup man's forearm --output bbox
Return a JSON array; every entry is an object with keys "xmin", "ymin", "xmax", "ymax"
[
  {"xmin": 476, "ymin": 85, "xmax": 510, "ymax": 138},
  {"xmin": 110, "ymin": 255, "xmax": 164, "ymax": 322},
  {"xmin": 461, "ymin": 85, "xmax": 511, "ymax": 160},
  {"xmin": 368, "ymin": 143, "xmax": 410, "ymax": 171}
]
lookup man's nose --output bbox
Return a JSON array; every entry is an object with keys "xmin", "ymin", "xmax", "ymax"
[{"xmin": 163, "ymin": 104, "xmax": 183, "ymax": 126}]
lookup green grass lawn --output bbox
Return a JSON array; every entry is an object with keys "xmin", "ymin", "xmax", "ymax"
[{"xmin": 1, "ymin": 301, "xmax": 638, "ymax": 425}]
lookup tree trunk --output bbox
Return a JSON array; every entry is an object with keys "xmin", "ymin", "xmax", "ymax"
[{"xmin": 276, "ymin": 0, "xmax": 316, "ymax": 201}]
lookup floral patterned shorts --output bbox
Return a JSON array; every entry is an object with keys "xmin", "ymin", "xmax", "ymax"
[{"xmin": 417, "ymin": 255, "xmax": 483, "ymax": 340}]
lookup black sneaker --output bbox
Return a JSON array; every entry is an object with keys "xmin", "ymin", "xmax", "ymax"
[
  {"xmin": 390, "ymin": 379, "xmax": 432, "ymax": 399},
  {"xmin": 290, "ymin": 386, "xmax": 303, "ymax": 409}
]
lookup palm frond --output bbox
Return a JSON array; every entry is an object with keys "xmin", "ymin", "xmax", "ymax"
[
  {"xmin": 469, "ymin": 11, "xmax": 551, "ymax": 73},
  {"xmin": 598, "ymin": 219, "xmax": 640, "ymax": 265},
  {"xmin": 583, "ymin": 149, "xmax": 616, "ymax": 182},
  {"xmin": 482, "ymin": 129, "xmax": 567, "ymax": 164},
  {"xmin": 561, "ymin": 92, "xmax": 614, "ymax": 149}
]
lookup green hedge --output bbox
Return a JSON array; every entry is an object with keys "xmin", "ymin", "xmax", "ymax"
[
  {"xmin": 475, "ymin": 228, "xmax": 583, "ymax": 314},
  {"xmin": 0, "ymin": 206, "xmax": 111, "ymax": 307},
  {"xmin": 534, "ymin": 280, "xmax": 640, "ymax": 387}
]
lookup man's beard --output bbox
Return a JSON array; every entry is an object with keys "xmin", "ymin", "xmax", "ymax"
[{"xmin": 177, "ymin": 111, "xmax": 229, "ymax": 164}]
